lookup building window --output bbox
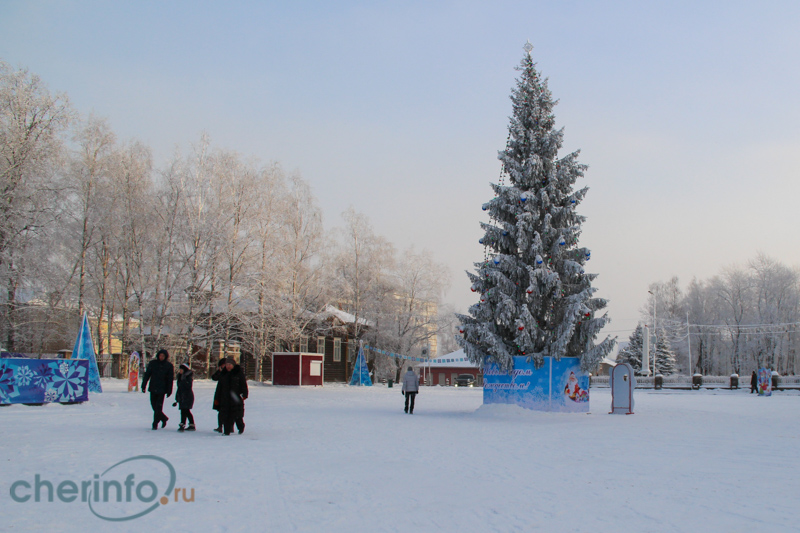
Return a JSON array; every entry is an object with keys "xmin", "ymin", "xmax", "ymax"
[
  {"xmin": 317, "ymin": 337, "xmax": 326, "ymax": 355},
  {"xmin": 334, "ymin": 338, "xmax": 341, "ymax": 362},
  {"xmin": 300, "ymin": 336, "xmax": 308, "ymax": 353}
]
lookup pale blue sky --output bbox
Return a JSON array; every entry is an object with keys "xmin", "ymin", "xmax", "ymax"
[{"xmin": 2, "ymin": 1, "xmax": 799, "ymax": 338}]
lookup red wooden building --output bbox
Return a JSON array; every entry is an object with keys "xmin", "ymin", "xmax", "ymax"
[
  {"xmin": 420, "ymin": 350, "xmax": 483, "ymax": 387},
  {"xmin": 259, "ymin": 305, "xmax": 371, "ymax": 384},
  {"xmin": 272, "ymin": 352, "xmax": 324, "ymax": 386},
  {"xmin": 423, "ymin": 349, "xmax": 482, "ymax": 386}
]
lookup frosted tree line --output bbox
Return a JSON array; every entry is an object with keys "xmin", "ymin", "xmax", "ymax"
[
  {"xmin": 642, "ymin": 254, "xmax": 800, "ymax": 376},
  {"xmin": 0, "ymin": 60, "xmax": 450, "ymax": 376}
]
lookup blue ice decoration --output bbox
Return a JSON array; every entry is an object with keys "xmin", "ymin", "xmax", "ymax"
[
  {"xmin": 0, "ymin": 358, "xmax": 89, "ymax": 404},
  {"xmin": 520, "ymin": 193, "xmax": 528, "ymax": 202},
  {"xmin": 349, "ymin": 344, "xmax": 372, "ymax": 386},
  {"xmin": 493, "ymin": 257, "xmax": 500, "ymax": 265},
  {"xmin": 71, "ymin": 312, "xmax": 102, "ymax": 393}
]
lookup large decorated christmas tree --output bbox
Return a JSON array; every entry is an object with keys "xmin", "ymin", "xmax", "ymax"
[{"xmin": 457, "ymin": 44, "xmax": 615, "ymax": 373}]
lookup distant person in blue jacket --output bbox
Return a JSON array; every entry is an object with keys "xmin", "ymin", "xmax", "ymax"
[{"xmin": 401, "ymin": 366, "xmax": 419, "ymax": 414}]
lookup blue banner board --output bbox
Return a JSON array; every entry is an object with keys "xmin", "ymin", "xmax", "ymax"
[
  {"xmin": 483, "ymin": 356, "xmax": 589, "ymax": 412},
  {"xmin": 0, "ymin": 358, "xmax": 90, "ymax": 404},
  {"xmin": 757, "ymin": 368, "xmax": 772, "ymax": 396}
]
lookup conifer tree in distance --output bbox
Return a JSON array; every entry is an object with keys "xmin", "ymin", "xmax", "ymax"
[
  {"xmin": 617, "ymin": 325, "xmax": 677, "ymax": 375},
  {"xmin": 457, "ymin": 45, "xmax": 615, "ymax": 372},
  {"xmin": 616, "ymin": 324, "xmax": 645, "ymax": 373}
]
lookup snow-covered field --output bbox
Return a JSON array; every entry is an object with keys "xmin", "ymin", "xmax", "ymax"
[{"xmin": 1, "ymin": 379, "xmax": 798, "ymax": 532}]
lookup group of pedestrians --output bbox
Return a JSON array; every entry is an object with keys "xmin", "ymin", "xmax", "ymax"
[
  {"xmin": 144, "ymin": 352, "xmax": 423, "ymax": 429},
  {"xmin": 142, "ymin": 350, "xmax": 248, "ymax": 435}
]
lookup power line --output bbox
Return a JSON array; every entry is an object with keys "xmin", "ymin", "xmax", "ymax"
[{"xmin": 689, "ymin": 321, "xmax": 800, "ymax": 329}]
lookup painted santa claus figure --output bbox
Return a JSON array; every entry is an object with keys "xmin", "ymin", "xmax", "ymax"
[{"xmin": 564, "ymin": 371, "xmax": 588, "ymax": 403}]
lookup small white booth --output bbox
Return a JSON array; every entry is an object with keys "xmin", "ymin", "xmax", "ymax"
[{"xmin": 609, "ymin": 362, "xmax": 635, "ymax": 414}]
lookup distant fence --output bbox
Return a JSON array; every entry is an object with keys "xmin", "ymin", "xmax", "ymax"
[
  {"xmin": 97, "ymin": 356, "xmax": 114, "ymax": 378},
  {"xmin": 590, "ymin": 374, "xmax": 800, "ymax": 390}
]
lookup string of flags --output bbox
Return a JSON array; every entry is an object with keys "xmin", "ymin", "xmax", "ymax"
[{"xmin": 363, "ymin": 345, "xmax": 468, "ymax": 363}]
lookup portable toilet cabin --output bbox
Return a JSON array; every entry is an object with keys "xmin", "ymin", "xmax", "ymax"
[
  {"xmin": 609, "ymin": 362, "xmax": 635, "ymax": 414},
  {"xmin": 272, "ymin": 352, "xmax": 324, "ymax": 386}
]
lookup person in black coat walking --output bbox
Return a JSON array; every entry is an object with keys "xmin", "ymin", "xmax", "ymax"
[
  {"xmin": 211, "ymin": 359, "xmax": 225, "ymax": 432},
  {"xmin": 750, "ymin": 370, "xmax": 758, "ymax": 394},
  {"xmin": 212, "ymin": 356, "xmax": 248, "ymax": 435},
  {"xmin": 142, "ymin": 349, "xmax": 174, "ymax": 430},
  {"xmin": 173, "ymin": 363, "xmax": 195, "ymax": 431}
]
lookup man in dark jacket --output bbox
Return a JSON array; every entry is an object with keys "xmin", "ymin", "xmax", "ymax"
[
  {"xmin": 212, "ymin": 356, "xmax": 248, "ymax": 435},
  {"xmin": 142, "ymin": 349, "xmax": 174, "ymax": 430},
  {"xmin": 750, "ymin": 370, "xmax": 758, "ymax": 394}
]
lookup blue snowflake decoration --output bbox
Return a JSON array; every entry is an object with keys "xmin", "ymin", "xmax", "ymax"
[
  {"xmin": 14, "ymin": 365, "xmax": 35, "ymax": 387},
  {"xmin": 0, "ymin": 362, "xmax": 20, "ymax": 403},
  {"xmin": 49, "ymin": 361, "xmax": 87, "ymax": 401},
  {"xmin": 0, "ymin": 359, "xmax": 89, "ymax": 404},
  {"xmin": 30, "ymin": 362, "xmax": 55, "ymax": 389}
]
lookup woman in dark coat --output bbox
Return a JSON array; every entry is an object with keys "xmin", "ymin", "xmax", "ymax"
[
  {"xmin": 173, "ymin": 363, "xmax": 195, "ymax": 431},
  {"xmin": 212, "ymin": 357, "xmax": 249, "ymax": 435},
  {"xmin": 211, "ymin": 359, "xmax": 226, "ymax": 432}
]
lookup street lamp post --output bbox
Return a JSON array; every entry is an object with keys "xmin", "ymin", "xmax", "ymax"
[{"xmin": 648, "ymin": 290, "xmax": 657, "ymax": 377}]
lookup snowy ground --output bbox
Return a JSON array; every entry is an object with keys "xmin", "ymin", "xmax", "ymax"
[{"xmin": 1, "ymin": 379, "xmax": 799, "ymax": 532}]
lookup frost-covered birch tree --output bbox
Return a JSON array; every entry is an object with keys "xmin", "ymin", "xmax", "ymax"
[
  {"xmin": 67, "ymin": 115, "xmax": 116, "ymax": 318},
  {"xmin": 0, "ymin": 61, "xmax": 72, "ymax": 350},
  {"xmin": 331, "ymin": 207, "xmax": 394, "ymax": 357},
  {"xmin": 113, "ymin": 141, "xmax": 154, "ymax": 357}
]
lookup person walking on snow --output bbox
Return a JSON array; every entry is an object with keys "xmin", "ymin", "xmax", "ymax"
[
  {"xmin": 173, "ymin": 363, "xmax": 195, "ymax": 432},
  {"xmin": 212, "ymin": 356, "xmax": 248, "ymax": 435},
  {"xmin": 211, "ymin": 359, "xmax": 225, "ymax": 432},
  {"xmin": 750, "ymin": 370, "xmax": 758, "ymax": 394},
  {"xmin": 142, "ymin": 349, "xmax": 174, "ymax": 430},
  {"xmin": 401, "ymin": 366, "xmax": 419, "ymax": 414}
]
